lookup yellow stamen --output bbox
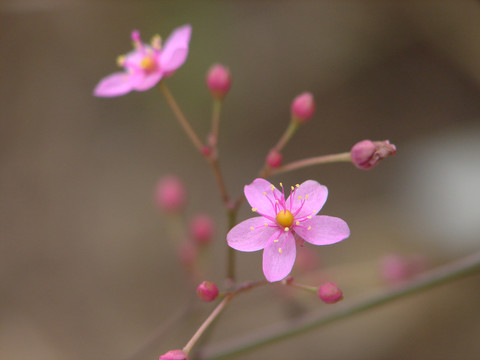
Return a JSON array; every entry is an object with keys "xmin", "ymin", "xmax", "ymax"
[
  {"xmin": 151, "ymin": 34, "xmax": 162, "ymax": 50},
  {"xmin": 298, "ymin": 196, "xmax": 303, "ymax": 200},
  {"xmin": 252, "ymin": 208, "xmax": 257, "ymax": 212},
  {"xmin": 278, "ymin": 248, "xmax": 283, "ymax": 253},
  {"xmin": 274, "ymin": 239, "xmax": 279, "ymax": 243},
  {"xmin": 307, "ymin": 226, "xmax": 311, "ymax": 230},
  {"xmin": 116, "ymin": 55, "xmax": 126, "ymax": 67},
  {"xmin": 284, "ymin": 227, "xmax": 289, "ymax": 231},
  {"xmin": 262, "ymin": 192, "xmax": 267, "ymax": 195},
  {"xmin": 250, "ymin": 226, "xmax": 254, "ymax": 230},
  {"xmin": 296, "ymin": 184, "xmax": 300, "ymax": 188},
  {"xmin": 296, "ymin": 221, "xmax": 300, "ymax": 225}
]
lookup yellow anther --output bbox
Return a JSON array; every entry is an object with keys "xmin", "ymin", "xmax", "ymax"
[
  {"xmin": 307, "ymin": 226, "xmax": 311, "ymax": 230},
  {"xmin": 262, "ymin": 192, "xmax": 267, "ymax": 195},
  {"xmin": 252, "ymin": 208, "xmax": 257, "ymax": 212},
  {"xmin": 305, "ymin": 195, "xmax": 309, "ymax": 199},
  {"xmin": 296, "ymin": 184, "xmax": 300, "ymax": 188},
  {"xmin": 274, "ymin": 239, "xmax": 279, "ymax": 243},
  {"xmin": 276, "ymin": 200, "xmax": 279, "ymax": 203},
  {"xmin": 298, "ymin": 196, "xmax": 303, "ymax": 200},
  {"xmin": 296, "ymin": 221, "xmax": 300, "ymax": 225},
  {"xmin": 284, "ymin": 227, "xmax": 289, "ymax": 231},
  {"xmin": 278, "ymin": 248, "xmax": 283, "ymax": 253},
  {"xmin": 151, "ymin": 34, "xmax": 162, "ymax": 49},
  {"xmin": 116, "ymin": 55, "xmax": 126, "ymax": 67},
  {"xmin": 270, "ymin": 185, "xmax": 275, "ymax": 190},
  {"xmin": 250, "ymin": 226, "xmax": 254, "ymax": 230},
  {"xmin": 264, "ymin": 223, "xmax": 268, "ymax": 227},
  {"xmin": 307, "ymin": 215, "xmax": 312, "ymax": 219},
  {"xmin": 291, "ymin": 186, "xmax": 294, "ymax": 191},
  {"xmin": 279, "ymin": 182, "xmax": 283, "ymax": 187}
]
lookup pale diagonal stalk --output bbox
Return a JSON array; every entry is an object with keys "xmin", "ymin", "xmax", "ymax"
[
  {"xmin": 183, "ymin": 280, "xmax": 269, "ymax": 356},
  {"xmin": 158, "ymin": 81, "xmax": 204, "ymax": 153},
  {"xmin": 269, "ymin": 152, "xmax": 352, "ymax": 176},
  {"xmin": 198, "ymin": 249, "xmax": 480, "ymax": 359}
]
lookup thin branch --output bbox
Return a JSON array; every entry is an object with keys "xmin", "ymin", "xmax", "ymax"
[{"xmin": 198, "ymin": 250, "xmax": 480, "ymax": 359}]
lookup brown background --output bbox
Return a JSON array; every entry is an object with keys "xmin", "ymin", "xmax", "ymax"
[{"xmin": 2, "ymin": 1, "xmax": 480, "ymax": 359}]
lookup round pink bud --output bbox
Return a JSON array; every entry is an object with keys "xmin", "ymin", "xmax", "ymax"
[
  {"xmin": 380, "ymin": 254, "xmax": 427, "ymax": 284},
  {"xmin": 159, "ymin": 349, "xmax": 188, "ymax": 360},
  {"xmin": 351, "ymin": 140, "xmax": 397, "ymax": 170},
  {"xmin": 196, "ymin": 281, "xmax": 219, "ymax": 302},
  {"xmin": 155, "ymin": 176, "xmax": 187, "ymax": 213},
  {"xmin": 177, "ymin": 242, "xmax": 197, "ymax": 269},
  {"xmin": 189, "ymin": 214, "xmax": 215, "ymax": 245},
  {"xmin": 206, "ymin": 64, "xmax": 232, "ymax": 99},
  {"xmin": 291, "ymin": 92, "xmax": 315, "ymax": 123},
  {"xmin": 266, "ymin": 149, "xmax": 283, "ymax": 168},
  {"xmin": 318, "ymin": 282, "xmax": 343, "ymax": 304}
]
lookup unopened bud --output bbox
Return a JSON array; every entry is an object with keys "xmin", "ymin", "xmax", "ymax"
[
  {"xmin": 189, "ymin": 214, "xmax": 215, "ymax": 245},
  {"xmin": 351, "ymin": 140, "xmax": 397, "ymax": 170},
  {"xmin": 291, "ymin": 92, "xmax": 315, "ymax": 123},
  {"xmin": 318, "ymin": 282, "xmax": 343, "ymax": 304},
  {"xmin": 266, "ymin": 149, "xmax": 283, "ymax": 168},
  {"xmin": 178, "ymin": 242, "xmax": 197, "ymax": 269},
  {"xmin": 206, "ymin": 64, "xmax": 231, "ymax": 99},
  {"xmin": 159, "ymin": 349, "xmax": 188, "ymax": 360},
  {"xmin": 196, "ymin": 281, "xmax": 219, "ymax": 302},
  {"xmin": 380, "ymin": 254, "xmax": 428, "ymax": 285},
  {"xmin": 155, "ymin": 176, "xmax": 187, "ymax": 213}
]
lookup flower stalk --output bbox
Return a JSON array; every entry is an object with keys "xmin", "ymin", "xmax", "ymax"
[{"xmin": 198, "ymin": 249, "xmax": 480, "ymax": 359}]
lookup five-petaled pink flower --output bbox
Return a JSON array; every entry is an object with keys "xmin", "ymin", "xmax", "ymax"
[
  {"xmin": 227, "ymin": 179, "xmax": 350, "ymax": 282},
  {"xmin": 94, "ymin": 24, "xmax": 191, "ymax": 97}
]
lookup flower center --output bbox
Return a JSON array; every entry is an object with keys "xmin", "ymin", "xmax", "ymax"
[
  {"xmin": 276, "ymin": 210, "xmax": 294, "ymax": 228},
  {"xmin": 140, "ymin": 56, "xmax": 157, "ymax": 72}
]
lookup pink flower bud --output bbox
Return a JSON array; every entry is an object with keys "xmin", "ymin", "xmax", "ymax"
[
  {"xmin": 291, "ymin": 92, "xmax": 315, "ymax": 123},
  {"xmin": 206, "ymin": 64, "xmax": 231, "ymax": 99},
  {"xmin": 159, "ymin": 349, "xmax": 188, "ymax": 360},
  {"xmin": 266, "ymin": 149, "xmax": 283, "ymax": 168},
  {"xmin": 178, "ymin": 242, "xmax": 197, "ymax": 269},
  {"xmin": 318, "ymin": 282, "xmax": 343, "ymax": 304},
  {"xmin": 189, "ymin": 214, "xmax": 215, "ymax": 245},
  {"xmin": 380, "ymin": 254, "xmax": 428, "ymax": 285},
  {"xmin": 155, "ymin": 176, "xmax": 187, "ymax": 213},
  {"xmin": 350, "ymin": 140, "xmax": 397, "ymax": 170},
  {"xmin": 196, "ymin": 281, "xmax": 219, "ymax": 302}
]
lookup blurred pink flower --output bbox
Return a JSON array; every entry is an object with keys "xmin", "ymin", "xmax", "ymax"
[
  {"xmin": 94, "ymin": 25, "xmax": 191, "ymax": 97},
  {"xmin": 227, "ymin": 179, "xmax": 349, "ymax": 282}
]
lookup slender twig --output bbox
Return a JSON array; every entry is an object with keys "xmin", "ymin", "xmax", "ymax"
[
  {"xmin": 183, "ymin": 280, "xmax": 269, "ymax": 355},
  {"xmin": 198, "ymin": 250, "xmax": 480, "ymax": 359},
  {"xmin": 183, "ymin": 296, "xmax": 233, "ymax": 355},
  {"xmin": 158, "ymin": 81, "xmax": 204, "ymax": 153},
  {"xmin": 269, "ymin": 152, "xmax": 352, "ymax": 176}
]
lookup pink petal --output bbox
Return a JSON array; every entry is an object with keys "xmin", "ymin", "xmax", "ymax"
[
  {"xmin": 288, "ymin": 180, "xmax": 328, "ymax": 218},
  {"xmin": 244, "ymin": 178, "xmax": 281, "ymax": 219},
  {"xmin": 227, "ymin": 217, "xmax": 277, "ymax": 252},
  {"xmin": 262, "ymin": 232, "xmax": 296, "ymax": 282},
  {"xmin": 132, "ymin": 71, "xmax": 164, "ymax": 91},
  {"xmin": 295, "ymin": 215, "xmax": 350, "ymax": 246},
  {"xmin": 160, "ymin": 24, "xmax": 191, "ymax": 72},
  {"xmin": 93, "ymin": 72, "xmax": 137, "ymax": 97}
]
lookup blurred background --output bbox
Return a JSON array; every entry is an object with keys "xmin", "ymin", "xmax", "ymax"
[{"xmin": 2, "ymin": 1, "xmax": 480, "ymax": 359}]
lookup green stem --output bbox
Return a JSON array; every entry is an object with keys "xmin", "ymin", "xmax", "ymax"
[
  {"xmin": 198, "ymin": 250, "xmax": 480, "ymax": 359},
  {"xmin": 158, "ymin": 81, "xmax": 204, "ymax": 153}
]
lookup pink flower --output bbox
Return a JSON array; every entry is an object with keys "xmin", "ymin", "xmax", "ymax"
[
  {"xmin": 227, "ymin": 179, "xmax": 350, "ymax": 282},
  {"xmin": 94, "ymin": 25, "xmax": 192, "ymax": 97}
]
